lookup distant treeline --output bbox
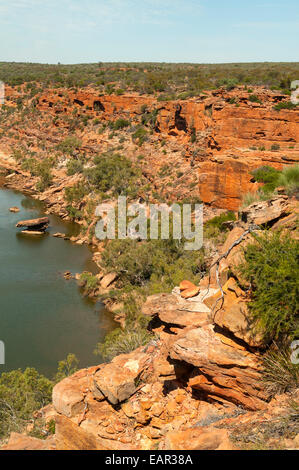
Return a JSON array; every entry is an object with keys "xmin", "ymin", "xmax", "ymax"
[{"xmin": 0, "ymin": 61, "xmax": 299, "ymax": 98}]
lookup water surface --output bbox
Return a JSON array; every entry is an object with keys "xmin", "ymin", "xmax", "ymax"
[{"xmin": 0, "ymin": 187, "xmax": 116, "ymax": 377}]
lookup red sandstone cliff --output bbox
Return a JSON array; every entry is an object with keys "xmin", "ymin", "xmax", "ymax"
[{"xmin": 34, "ymin": 86, "xmax": 299, "ymax": 210}]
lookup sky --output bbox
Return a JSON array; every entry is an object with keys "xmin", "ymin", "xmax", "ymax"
[{"xmin": 0, "ymin": 0, "xmax": 298, "ymax": 64}]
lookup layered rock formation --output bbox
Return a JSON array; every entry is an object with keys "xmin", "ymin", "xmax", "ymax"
[
  {"xmin": 1, "ymin": 85, "xmax": 298, "ymax": 451},
  {"xmin": 16, "ymin": 216, "xmax": 49, "ymax": 234},
  {"xmin": 1, "ymin": 85, "xmax": 298, "ymax": 211},
  {"xmin": 34, "ymin": 86, "xmax": 299, "ymax": 210}
]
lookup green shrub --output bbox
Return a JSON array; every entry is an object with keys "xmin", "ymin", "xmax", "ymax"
[
  {"xmin": 0, "ymin": 368, "xmax": 53, "ymax": 438},
  {"xmin": 190, "ymin": 127, "xmax": 196, "ymax": 143},
  {"xmin": 251, "ymin": 165, "xmax": 281, "ymax": 194},
  {"xmin": 113, "ymin": 118, "xmax": 130, "ymax": 130},
  {"xmin": 246, "ymin": 164, "xmax": 299, "ymax": 201},
  {"xmin": 64, "ymin": 181, "xmax": 87, "ymax": 204},
  {"xmin": 262, "ymin": 347, "xmax": 299, "ymax": 396},
  {"xmin": 241, "ymin": 190, "xmax": 270, "ymax": 208},
  {"xmin": 101, "ymin": 237, "xmax": 205, "ymax": 291},
  {"xmin": 240, "ymin": 231, "xmax": 299, "ymax": 343},
  {"xmin": 12, "ymin": 149, "xmax": 24, "ymax": 162},
  {"xmin": 277, "ymin": 164, "xmax": 299, "ymax": 196},
  {"xmin": 21, "ymin": 157, "xmax": 38, "ymax": 174},
  {"xmin": 66, "ymin": 206, "xmax": 83, "ymax": 220},
  {"xmin": 36, "ymin": 163, "xmax": 53, "ymax": 191},
  {"xmin": 94, "ymin": 327, "xmax": 153, "ymax": 361},
  {"xmin": 66, "ymin": 158, "xmax": 84, "ymax": 176},
  {"xmin": 84, "ymin": 152, "xmax": 140, "ymax": 198},
  {"xmin": 54, "ymin": 353, "xmax": 79, "ymax": 383},
  {"xmin": 79, "ymin": 272, "xmax": 98, "ymax": 293},
  {"xmin": 57, "ymin": 136, "xmax": 82, "ymax": 155},
  {"xmin": 274, "ymin": 101, "xmax": 298, "ymax": 111},
  {"xmin": 270, "ymin": 144, "xmax": 280, "ymax": 151},
  {"xmin": 102, "ymin": 239, "xmax": 155, "ymax": 286},
  {"xmin": 132, "ymin": 126, "xmax": 148, "ymax": 146},
  {"xmin": 205, "ymin": 211, "xmax": 236, "ymax": 232},
  {"xmin": 248, "ymin": 94, "xmax": 261, "ymax": 103},
  {"xmin": 141, "ymin": 109, "xmax": 159, "ymax": 128},
  {"xmin": 0, "ymin": 354, "xmax": 81, "ymax": 439}
]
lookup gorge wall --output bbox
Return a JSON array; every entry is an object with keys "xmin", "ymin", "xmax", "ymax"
[{"xmin": 32, "ymin": 86, "xmax": 299, "ymax": 210}]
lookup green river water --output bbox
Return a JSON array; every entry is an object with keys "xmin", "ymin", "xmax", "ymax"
[{"xmin": 0, "ymin": 186, "xmax": 116, "ymax": 377}]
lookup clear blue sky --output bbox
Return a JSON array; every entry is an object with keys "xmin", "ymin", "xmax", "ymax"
[{"xmin": 0, "ymin": 0, "xmax": 298, "ymax": 64}]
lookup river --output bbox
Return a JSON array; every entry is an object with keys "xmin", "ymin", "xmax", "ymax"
[{"xmin": 0, "ymin": 186, "xmax": 116, "ymax": 377}]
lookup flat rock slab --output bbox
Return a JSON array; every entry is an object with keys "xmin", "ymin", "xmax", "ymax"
[
  {"xmin": 9, "ymin": 206, "xmax": 20, "ymax": 213},
  {"xmin": 173, "ymin": 286, "xmax": 219, "ymax": 305},
  {"xmin": 142, "ymin": 291, "xmax": 220, "ymax": 327},
  {"xmin": 16, "ymin": 216, "xmax": 49, "ymax": 228},
  {"xmin": 20, "ymin": 230, "xmax": 45, "ymax": 235}
]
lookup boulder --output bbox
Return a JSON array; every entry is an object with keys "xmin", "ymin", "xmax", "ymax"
[
  {"xmin": 53, "ymin": 369, "xmax": 91, "ymax": 417},
  {"xmin": 204, "ymin": 278, "xmax": 266, "ymax": 348},
  {"xmin": 142, "ymin": 293, "xmax": 212, "ymax": 328},
  {"xmin": 9, "ymin": 206, "xmax": 20, "ymax": 213},
  {"xmin": 179, "ymin": 280, "xmax": 196, "ymax": 291},
  {"xmin": 170, "ymin": 325, "xmax": 269, "ymax": 410},
  {"xmin": 16, "ymin": 216, "xmax": 49, "ymax": 232},
  {"xmin": 100, "ymin": 272, "xmax": 118, "ymax": 289},
  {"xmin": 240, "ymin": 195, "xmax": 292, "ymax": 226},
  {"xmin": 180, "ymin": 286, "xmax": 200, "ymax": 299},
  {"xmin": 93, "ymin": 349, "xmax": 152, "ymax": 405}
]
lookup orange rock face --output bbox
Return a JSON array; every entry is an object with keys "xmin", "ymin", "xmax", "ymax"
[
  {"xmin": 35, "ymin": 86, "xmax": 299, "ymax": 210},
  {"xmin": 171, "ymin": 325, "xmax": 269, "ymax": 410}
]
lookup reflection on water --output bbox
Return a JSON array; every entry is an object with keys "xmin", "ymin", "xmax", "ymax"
[{"xmin": 0, "ymin": 187, "xmax": 116, "ymax": 377}]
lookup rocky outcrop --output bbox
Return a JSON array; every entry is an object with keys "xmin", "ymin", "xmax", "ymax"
[
  {"xmin": 142, "ymin": 292, "xmax": 213, "ymax": 328},
  {"xmin": 171, "ymin": 325, "xmax": 268, "ymax": 410},
  {"xmin": 33, "ymin": 86, "xmax": 299, "ymax": 210},
  {"xmin": 16, "ymin": 216, "xmax": 49, "ymax": 233},
  {"xmin": 203, "ymin": 278, "xmax": 265, "ymax": 348},
  {"xmin": 49, "ymin": 201, "xmax": 299, "ymax": 449},
  {"xmin": 240, "ymin": 195, "xmax": 295, "ymax": 226},
  {"xmin": 93, "ymin": 347, "xmax": 154, "ymax": 405},
  {"xmin": 3, "ymin": 86, "xmax": 296, "ymax": 211},
  {"xmin": 51, "ymin": 346, "xmax": 240, "ymax": 450}
]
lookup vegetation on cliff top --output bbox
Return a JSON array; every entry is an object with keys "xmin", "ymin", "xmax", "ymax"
[{"xmin": 1, "ymin": 61, "xmax": 299, "ymax": 98}]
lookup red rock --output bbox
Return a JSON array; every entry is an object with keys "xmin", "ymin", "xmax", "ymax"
[
  {"xmin": 53, "ymin": 370, "xmax": 90, "ymax": 417},
  {"xmin": 163, "ymin": 427, "xmax": 235, "ymax": 450},
  {"xmin": 180, "ymin": 286, "xmax": 200, "ymax": 299},
  {"xmin": 179, "ymin": 280, "xmax": 196, "ymax": 291},
  {"xmin": 100, "ymin": 272, "xmax": 118, "ymax": 289},
  {"xmin": 1, "ymin": 433, "xmax": 55, "ymax": 451},
  {"xmin": 170, "ymin": 325, "xmax": 269, "ymax": 410},
  {"xmin": 55, "ymin": 415, "xmax": 134, "ymax": 450},
  {"xmin": 16, "ymin": 217, "xmax": 49, "ymax": 228},
  {"xmin": 142, "ymin": 293, "xmax": 210, "ymax": 327},
  {"xmin": 93, "ymin": 349, "xmax": 152, "ymax": 405}
]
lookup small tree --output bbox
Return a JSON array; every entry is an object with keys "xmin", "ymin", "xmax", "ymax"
[{"xmin": 54, "ymin": 354, "xmax": 79, "ymax": 383}]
